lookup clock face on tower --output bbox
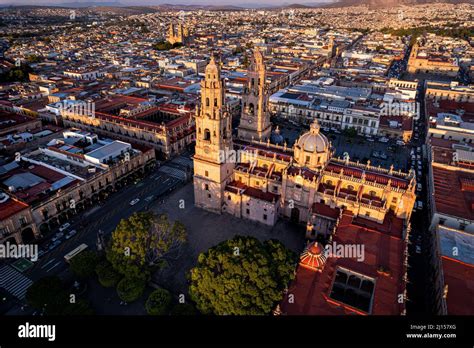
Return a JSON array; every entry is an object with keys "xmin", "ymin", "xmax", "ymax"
[
  {"xmin": 204, "ymin": 146, "xmax": 210, "ymax": 154},
  {"xmin": 247, "ymin": 118, "xmax": 253, "ymax": 124}
]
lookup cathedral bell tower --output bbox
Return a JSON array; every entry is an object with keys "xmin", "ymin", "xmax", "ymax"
[
  {"xmin": 237, "ymin": 49, "xmax": 272, "ymax": 142},
  {"xmin": 193, "ymin": 56, "xmax": 234, "ymax": 213}
]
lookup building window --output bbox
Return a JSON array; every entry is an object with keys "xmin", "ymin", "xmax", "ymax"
[
  {"xmin": 392, "ymin": 197, "xmax": 397, "ymax": 203},
  {"xmin": 329, "ymin": 268, "xmax": 375, "ymax": 313},
  {"xmin": 205, "ymin": 184, "xmax": 209, "ymax": 191},
  {"xmin": 246, "ymin": 209, "xmax": 250, "ymax": 215},
  {"xmin": 228, "ymin": 195, "xmax": 231, "ymax": 201},
  {"xmin": 0, "ymin": 227, "xmax": 9, "ymax": 236},
  {"xmin": 19, "ymin": 217, "xmax": 27, "ymax": 226},
  {"xmin": 205, "ymin": 171, "xmax": 209, "ymax": 177},
  {"xmin": 263, "ymin": 214, "xmax": 267, "ymax": 221},
  {"xmin": 204, "ymin": 129, "xmax": 211, "ymax": 141},
  {"xmin": 208, "ymin": 193, "xmax": 211, "ymax": 199},
  {"xmin": 439, "ymin": 218, "xmax": 446, "ymax": 226},
  {"xmin": 459, "ymin": 223, "xmax": 466, "ymax": 231}
]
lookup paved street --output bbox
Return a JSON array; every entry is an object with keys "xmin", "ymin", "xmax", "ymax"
[{"xmin": 25, "ymin": 170, "xmax": 181, "ymax": 282}]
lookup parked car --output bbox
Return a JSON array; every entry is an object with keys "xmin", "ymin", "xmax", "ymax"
[
  {"xmin": 65, "ymin": 229, "xmax": 77, "ymax": 240},
  {"xmin": 59, "ymin": 223, "xmax": 70, "ymax": 232},
  {"xmin": 416, "ymin": 201, "xmax": 424, "ymax": 210},
  {"xmin": 378, "ymin": 137, "xmax": 389, "ymax": 143},
  {"xmin": 396, "ymin": 140, "xmax": 405, "ymax": 146},
  {"xmin": 130, "ymin": 198, "xmax": 140, "ymax": 206}
]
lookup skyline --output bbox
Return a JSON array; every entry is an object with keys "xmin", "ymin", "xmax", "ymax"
[{"xmin": 0, "ymin": 0, "xmax": 336, "ymax": 6}]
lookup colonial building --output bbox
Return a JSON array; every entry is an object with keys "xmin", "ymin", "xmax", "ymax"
[
  {"xmin": 60, "ymin": 95, "xmax": 195, "ymax": 159},
  {"xmin": 0, "ymin": 129, "xmax": 156, "ymax": 245},
  {"xmin": 193, "ymin": 52, "xmax": 417, "ymax": 229},
  {"xmin": 167, "ymin": 22, "xmax": 190, "ymax": 46},
  {"xmin": 407, "ymin": 43, "xmax": 459, "ymax": 77}
]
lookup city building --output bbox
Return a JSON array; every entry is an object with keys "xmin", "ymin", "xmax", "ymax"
[{"xmin": 0, "ymin": 129, "xmax": 155, "ymax": 245}]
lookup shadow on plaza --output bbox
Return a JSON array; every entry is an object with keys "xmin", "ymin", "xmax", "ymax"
[{"xmin": 150, "ymin": 182, "xmax": 306, "ymax": 297}]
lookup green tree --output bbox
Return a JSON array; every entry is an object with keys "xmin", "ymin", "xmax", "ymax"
[
  {"xmin": 116, "ymin": 277, "xmax": 146, "ymax": 302},
  {"xmin": 26, "ymin": 54, "xmax": 42, "ymax": 63},
  {"xmin": 25, "ymin": 276, "xmax": 66, "ymax": 313},
  {"xmin": 69, "ymin": 250, "xmax": 99, "ymax": 279},
  {"xmin": 189, "ymin": 236, "xmax": 297, "ymax": 315},
  {"xmin": 95, "ymin": 260, "xmax": 122, "ymax": 287},
  {"xmin": 153, "ymin": 41, "xmax": 173, "ymax": 51},
  {"xmin": 107, "ymin": 212, "xmax": 187, "ymax": 279},
  {"xmin": 145, "ymin": 288, "xmax": 172, "ymax": 315}
]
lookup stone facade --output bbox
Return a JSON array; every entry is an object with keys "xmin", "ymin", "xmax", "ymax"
[{"xmin": 193, "ymin": 52, "xmax": 417, "ymax": 230}]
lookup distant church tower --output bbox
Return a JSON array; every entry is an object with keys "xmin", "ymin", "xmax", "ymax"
[
  {"xmin": 327, "ymin": 36, "xmax": 336, "ymax": 58},
  {"xmin": 237, "ymin": 49, "xmax": 272, "ymax": 142},
  {"xmin": 167, "ymin": 22, "xmax": 188, "ymax": 45},
  {"xmin": 193, "ymin": 56, "xmax": 234, "ymax": 213}
]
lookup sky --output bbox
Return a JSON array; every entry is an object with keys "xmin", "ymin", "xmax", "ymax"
[{"xmin": 0, "ymin": 0, "xmax": 335, "ymax": 6}]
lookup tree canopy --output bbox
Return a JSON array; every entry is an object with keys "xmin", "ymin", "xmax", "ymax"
[
  {"xmin": 69, "ymin": 250, "xmax": 99, "ymax": 279},
  {"xmin": 107, "ymin": 212, "xmax": 187, "ymax": 280},
  {"xmin": 26, "ymin": 276, "xmax": 93, "ymax": 315},
  {"xmin": 145, "ymin": 288, "xmax": 172, "ymax": 315},
  {"xmin": 189, "ymin": 236, "xmax": 297, "ymax": 315},
  {"xmin": 117, "ymin": 277, "xmax": 146, "ymax": 303},
  {"xmin": 95, "ymin": 260, "xmax": 122, "ymax": 287}
]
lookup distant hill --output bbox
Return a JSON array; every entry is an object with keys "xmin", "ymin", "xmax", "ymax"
[
  {"xmin": 326, "ymin": 0, "xmax": 474, "ymax": 7},
  {"xmin": 56, "ymin": 1, "xmax": 123, "ymax": 7}
]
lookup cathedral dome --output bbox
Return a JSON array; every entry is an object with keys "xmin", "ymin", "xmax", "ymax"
[
  {"xmin": 293, "ymin": 120, "xmax": 331, "ymax": 169},
  {"xmin": 299, "ymin": 241, "xmax": 327, "ymax": 272},
  {"xmin": 296, "ymin": 121, "xmax": 329, "ymax": 153}
]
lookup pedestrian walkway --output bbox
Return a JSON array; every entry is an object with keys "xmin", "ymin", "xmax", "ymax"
[
  {"xmin": 0, "ymin": 265, "xmax": 33, "ymax": 300},
  {"xmin": 158, "ymin": 166, "xmax": 187, "ymax": 181}
]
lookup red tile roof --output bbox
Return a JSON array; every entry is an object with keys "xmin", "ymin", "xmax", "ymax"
[
  {"xmin": 441, "ymin": 256, "xmax": 474, "ymax": 315},
  {"xmin": 432, "ymin": 165, "xmax": 474, "ymax": 220},
  {"xmin": 281, "ymin": 210, "xmax": 406, "ymax": 315},
  {"xmin": 325, "ymin": 162, "xmax": 409, "ymax": 190},
  {"xmin": 0, "ymin": 196, "xmax": 29, "ymax": 220}
]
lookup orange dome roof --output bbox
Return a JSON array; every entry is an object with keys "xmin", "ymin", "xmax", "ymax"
[{"xmin": 299, "ymin": 241, "xmax": 327, "ymax": 272}]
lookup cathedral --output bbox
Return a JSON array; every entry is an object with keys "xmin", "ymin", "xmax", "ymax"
[{"xmin": 193, "ymin": 51, "xmax": 416, "ymax": 237}]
